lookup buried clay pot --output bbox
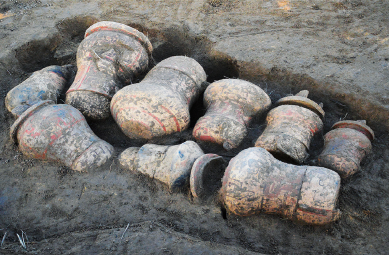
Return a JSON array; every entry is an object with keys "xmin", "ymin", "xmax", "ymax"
[
  {"xmin": 119, "ymin": 141, "xmax": 204, "ymax": 192},
  {"xmin": 111, "ymin": 56, "xmax": 207, "ymax": 139},
  {"xmin": 190, "ymin": 154, "xmax": 226, "ymax": 201},
  {"xmin": 317, "ymin": 120, "xmax": 374, "ymax": 178},
  {"xmin": 220, "ymin": 147, "xmax": 341, "ymax": 225},
  {"xmin": 5, "ymin": 65, "xmax": 74, "ymax": 117},
  {"xmin": 10, "ymin": 100, "xmax": 114, "ymax": 171},
  {"xmin": 192, "ymin": 79, "xmax": 271, "ymax": 150},
  {"xmin": 66, "ymin": 21, "xmax": 153, "ymax": 120},
  {"xmin": 255, "ymin": 90, "xmax": 324, "ymax": 164}
]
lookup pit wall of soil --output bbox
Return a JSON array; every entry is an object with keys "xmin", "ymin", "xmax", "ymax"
[{"xmin": 0, "ymin": 2, "xmax": 389, "ymax": 254}]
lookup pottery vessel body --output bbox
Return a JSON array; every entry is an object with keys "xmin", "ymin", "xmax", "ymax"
[
  {"xmin": 119, "ymin": 141, "xmax": 204, "ymax": 192},
  {"xmin": 111, "ymin": 56, "xmax": 206, "ymax": 139},
  {"xmin": 220, "ymin": 147, "xmax": 341, "ymax": 225},
  {"xmin": 6, "ymin": 65, "xmax": 73, "ymax": 117},
  {"xmin": 193, "ymin": 79, "xmax": 271, "ymax": 150},
  {"xmin": 255, "ymin": 92, "xmax": 324, "ymax": 163},
  {"xmin": 318, "ymin": 121, "xmax": 374, "ymax": 178},
  {"xmin": 11, "ymin": 100, "xmax": 114, "ymax": 171},
  {"xmin": 66, "ymin": 21, "xmax": 152, "ymax": 120}
]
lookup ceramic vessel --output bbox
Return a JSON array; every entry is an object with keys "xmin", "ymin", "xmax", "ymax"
[
  {"xmin": 190, "ymin": 153, "xmax": 226, "ymax": 200},
  {"xmin": 220, "ymin": 147, "xmax": 341, "ymax": 225},
  {"xmin": 255, "ymin": 90, "xmax": 324, "ymax": 163},
  {"xmin": 10, "ymin": 100, "xmax": 114, "ymax": 171},
  {"xmin": 119, "ymin": 141, "xmax": 204, "ymax": 192},
  {"xmin": 193, "ymin": 79, "xmax": 271, "ymax": 150},
  {"xmin": 111, "ymin": 56, "xmax": 206, "ymax": 139},
  {"xmin": 6, "ymin": 65, "xmax": 73, "ymax": 117},
  {"xmin": 66, "ymin": 21, "xmax": 153, "ymax": 120},
  {"xmin": 318, "ymin": 120, "xmax": 374, "ymax": 178}
]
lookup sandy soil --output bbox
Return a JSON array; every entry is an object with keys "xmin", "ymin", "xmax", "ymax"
[{"xmin": 0, "ymin": 0, "xmax": 389, "ymax": 254}]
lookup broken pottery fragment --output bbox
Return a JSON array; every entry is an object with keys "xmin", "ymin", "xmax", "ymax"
[
  {"xmin": 193, "ymin": 79, "xmax": 271, "ymax": 150},
  {"xmin": 220, "ymin": 147, "xmax": 341, "ymax": 225},
  {"xmin": 5, "ymin": 65, "xmax": 74, "ymax": 117},
  {"xmin": 66, "ymin": 21, "xmax": 153, "ymax": 120},
  {"xmin": 111, "ymin": 56, "xmax": 206, "ymax": 139},
  {"xmin": 10, "ymin": 100, "xmax": 114, "ymax": 171},
  {"xmin": 190, "ymin": 153, "xmax": 226, "ymax": 200},
  {"xmin": 255, "ymin": 90, "xmax": 324, "ymax": 163},
  {"xmin": 318, "ymin": 120, "xmax": 374, "ymax": 178},
  {"xmin": 119, "ymin": 141, "xmax": 204, "ymax": 192}
]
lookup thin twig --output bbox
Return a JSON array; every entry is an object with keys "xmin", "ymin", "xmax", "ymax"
[
  {"xmin": 16, "ymin": 233, "xmax": 26, "ymax": 249},
  {"xmin": 121, "ymin": 223, "xmax": 130, "ymax": 239},
  {"xmin": 340, "ymin": 112, "xmax": 348, "ymax": 120},
  {"xmin": 1, "ymin": 232, "xmax": 7, "ymax": 248},
  {"xmin": 220, "ymin": 29, "xmax": 283, "ymax": 39},
  {"xmin": 92, "ymin": 50, "xmax": 103, "ymax": 60},
  {"xmin": 78, "ymin": 183, "xmax": 86, "ymax": 200},
  {"xmin": 22, "ymin": 230, "xmax": 29, "ymax": 245}
]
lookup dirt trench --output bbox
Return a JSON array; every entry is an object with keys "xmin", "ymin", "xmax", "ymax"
[{"xmin": 1, "ymin": 1, "xmax": 389, "ymax": 254}]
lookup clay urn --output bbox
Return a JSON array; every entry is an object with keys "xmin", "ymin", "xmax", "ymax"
[
  {"xmin": 5, "ymin": 65, "xmax": 74, "ymax": 117},
  {"xmin": 10, "ymin": 100, "xmax": 114, "ymax": 171},
  {"xmin": 190, "ymin": 153, "xmax": 226, "ymax": 200},
  {"xmin": 111, "ymin": 56, "xmax": 207, "ymax": 139},
  {"xmin": 66, "ymin": 21, "xmax": 153, "ymax": 120},
  {"xmin": 192, "ymin": 79, "xmax": 271, "ymax": 150},
  {"xmin": 317, "ymin": 120, "xmax": 374, "ymax": 178},
  {"xmin": 220, "ymin": 147, "xmax": 341, "ymax": 225},
  {"xmin": 255, "ymin": 90, "xmax": 324, "ymax": 163},
  {"xmin": 119, "ymin": 141, "xmax": 204, "ymax": 192}
]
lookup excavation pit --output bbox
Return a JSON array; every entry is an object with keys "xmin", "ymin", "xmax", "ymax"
[{"xmin": 0, "ymin": 14, "xmax": 389, "ymax": 254}]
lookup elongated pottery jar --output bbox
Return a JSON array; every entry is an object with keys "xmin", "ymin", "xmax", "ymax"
[
  {"xmin": 192, "ymin": 79, "xmax": 271, "ymax": 150},
  {"xmin": 220, "ymin": 147, "xmax": 341, "ymax": 225},
  {"xmin": 10, "ymin": 100, "xmax": 114, "ymax": 171},
  {"xmin": 66, "ymin": 21, "xmax": 153, "ymax": 120},
  {"xmin": 255, "ymin": 90, "xmax": 324, "ymax": 163},
  {"xmin": 317, "ymin": 120, "xmax": 374, "ymax": 178},
  {"xmin": 111, "ymin": 56, "xmax": 207, "ymax": 139},
  {"xmin": 6, "ymin": 65, "xmax": 73, "ymax": 117},
  {"xmin": 119, "ymin": 141, "xmax": 204, "ymax": 192}
]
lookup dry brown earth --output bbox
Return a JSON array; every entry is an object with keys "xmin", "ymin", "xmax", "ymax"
[{"xmin": 0, "ymin": 0, "xmax": 388, "ymax": 254}]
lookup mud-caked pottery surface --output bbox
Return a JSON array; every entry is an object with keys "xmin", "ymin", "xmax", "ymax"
[
  {"xmin": 318, "ymin": 120, "xmax": 374, "ymax": 178},
  {"xmin": 6, "ymin": 65, "xmax": 74, "ymax": 117},
  {"xmin": 193, "ymin": 79, "xmax": 271, "ymax": 150},
  {"xmin": 119, "ymin": 141, "xmax": 204, "ymax": 192},
  {"xmin": 10, "ymin": 100, "xmax": 114, "ymax": 171},
  {"xmin": 220, "ymin": 147, "xmax": 341, "ymax": 225},
  {"xmin": 255, "ymin": 90, "xmax": 324, "ymax": 164},
  {"xmin": 66, "ymin": 21, "xmax": 153, "ymax": 120},
  {"xmin": 111, "ymin": 56, "xmax": 206, "ymax": 139}
]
